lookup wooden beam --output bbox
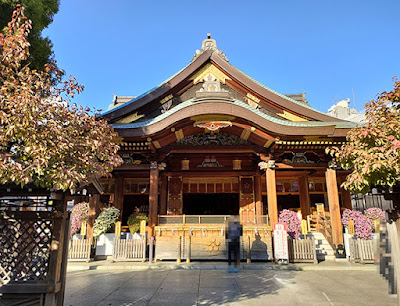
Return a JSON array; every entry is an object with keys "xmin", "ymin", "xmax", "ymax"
[
  {"xmin": 114, "ymin": 176, "xmax": 124, "ymax": 221},
  {"xmin": 168, "ymin": 147, "xmax": 258, "ymax": 154},
  {"xmin": 325, "ymin": 168, "xmax": 344, "ymax": 248},
  {"xmin": 149, "ymin": 162, "xmax": 159, "ymax": 228},
  {"xmin": 266, "ymin": 168, "xmax": 278, "ymax": 225},
  {"xmin": 165, "ymin": 171, "xmax": 258, "ymax": 177},
  {"xmin": 114, "ymin": 164, "xmax": 151, "ymax": 171},
  {"xmin": 160, "ymin": 174, "xmax": 168, "ymax": 215},
  {"xmin": 254, "ymin": 174, "xmax": 263, "ymax": 224},
  {"xmin": 298, "ymin": 176, "xmax": 311, "ymax": 219},
  {"xmin": 275, "ymin": 170, "xmax": 310, "ymax": 178},
  {"xmin": 275, "ymin": 163, "xmax": 329, "ymax": 169},
  {"xmin": 0, "ymin": 283, "xmax": 60, "ymax": 294}
]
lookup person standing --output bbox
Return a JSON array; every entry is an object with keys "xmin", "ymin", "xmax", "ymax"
[{"xmin": 226, "ymin": 217, "xmax": 243, "ymax": 272}]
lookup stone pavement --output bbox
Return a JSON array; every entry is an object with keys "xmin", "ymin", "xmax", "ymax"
[
  {"xmin": 65, "ymin": 268, "xmax": 397, "ymax": 305},
  {"xmin": 66, "ymin": 260, "xmax": 377, "ymax": 272}
]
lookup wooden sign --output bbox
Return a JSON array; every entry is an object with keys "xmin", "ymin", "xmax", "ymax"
[
  {"xmin": 140, "ymin": 220, "xmax": 146, "ymax": 236},
  {"xmin": 316, "ymin": 203, "xmax": 325, "ymax": 215},
  {"xmin": 115, "ymin": 221, "xmax": 121, "ymax": 237},
  {"xmin": 80, "ymin": 221, "xmax": 87, "ymax": 236},
  {"xmin": 301, "ymin": 219, "xmax": 308, "ymax": 236},
  {"xmin": 374, "ymin": 220, "xmax": 380, "ymax": 233},
  {"xmin": 273, "ymin": 223, "xmax": 288, "ymax": 262},
  {"xmin": 348, "ymin": 220, "xmax": 355, "ymax": 235}
]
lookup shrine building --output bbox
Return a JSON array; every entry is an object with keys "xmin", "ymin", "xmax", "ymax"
[{"xmin": 101, "ymin": 34, "xmax": 356, "ymax": 260}]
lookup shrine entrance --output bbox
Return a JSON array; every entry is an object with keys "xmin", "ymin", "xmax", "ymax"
[{"xmin": 183, "ymin": 193, "xmax": 239, "ymax": 215}]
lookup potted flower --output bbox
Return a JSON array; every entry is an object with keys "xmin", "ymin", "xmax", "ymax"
[
  {"xmin": 127, "ymin": 213, "xmax": 148, "ymax": 235},
  {"xmin": 278, "ymin": 209, "xmax": 301, "ymax": 239},
  {"xmin": 93, "ymin": 207, "xmax": 120, "ymax": 257},
  {"xmin": 70, "ymin": 202, "xmax": 89, "ymax": 238},
  {"xmin": 93, "ymin": 207, "xmax": 120, "ymax": 238}
]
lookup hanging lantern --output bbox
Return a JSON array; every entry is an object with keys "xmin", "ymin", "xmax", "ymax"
[
  {"xmin": 181, "ymin": 159, "xmax": 190, "ymax": 171},
  {"xmin": 233, "ymin": 159, "xmax": 241, "ymax": 170}
]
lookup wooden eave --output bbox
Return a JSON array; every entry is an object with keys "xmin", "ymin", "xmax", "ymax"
[{"xmin": 113, "ymin": 100, "xmax": 350, "ymax": 138}]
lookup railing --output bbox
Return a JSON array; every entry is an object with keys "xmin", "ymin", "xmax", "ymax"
[
  {"xmin": 307, "ymin": 214, "xmax": 317, "ymax": 232},
  {"xmin": 348, "ymin": 238, "xmax": 374, "ymax": 263},
  {"xmin": 112, "ymin": 237, "xmax": 146, "ymax": 261},
  {"xmin": 68, "ymin": 238, "xmax": 92, "ymax": 262},
  {"xmin": 288, "ymin": 237, "xmax": 317, "ymax": 264},
  {"xmin": 158, "ymin": 215, "xmax": 270, "ymax": 225},
  {"xmin": 316, "ymin": 213, "xmax": 334, "ymax": 249},
  {"xmin": 351, "ymin": 192, "xmax": 396, "ymax": 212}
]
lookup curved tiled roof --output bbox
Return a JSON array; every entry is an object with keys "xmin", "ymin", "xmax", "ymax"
[
  {"xmin": 102, "ymin": 38, "xmax": 347, "ymax": 124},
  {"xmin": 112, "ymin": 98, "xmax": 356, "ymax": 137}
]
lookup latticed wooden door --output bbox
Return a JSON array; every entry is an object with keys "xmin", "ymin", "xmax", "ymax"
[
  {"xmin": 167, "ymin": 176, "xmax": 183, "ymax": 215},
  {"xmin": 239, "ymin": 176, "xmax": 255, "ymax": 224}
]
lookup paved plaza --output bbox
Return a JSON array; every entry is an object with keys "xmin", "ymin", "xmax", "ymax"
[{"xmin": 65, "ymin": 268, "xmax": 396, "ymax": 305}]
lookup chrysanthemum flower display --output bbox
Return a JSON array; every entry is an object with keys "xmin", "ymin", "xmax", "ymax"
[
  {"xmin": 93, "ymin": 207, "xmax": 120, "ymax": 238},
  {"xmin": 70, "ymin": 202, "xmax": 89, "ymax": 237},
  {"xmin": 341, "ymin": 208, "xmax": 385, "ymax": 239},
  {"xmin": 278, "ymin": 209, "xmax": 301, "ymax": 239}
]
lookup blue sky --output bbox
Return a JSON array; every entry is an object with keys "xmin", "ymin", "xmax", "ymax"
[{"xmin": 43, "ymin": 0, "xmax": 400, "ymax": 114}]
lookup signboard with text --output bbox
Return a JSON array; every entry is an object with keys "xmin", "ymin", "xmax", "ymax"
[{"xmin": 273, "ymin": 223, "xmax": 289, "ymax": 262}]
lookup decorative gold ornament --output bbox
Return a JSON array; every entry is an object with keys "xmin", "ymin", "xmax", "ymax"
[
  {"xmin": 181, "ymin": 159, "xmax": 190, "ymax": 171},
  {"xmin": 207, "ymin": 238, "xmax": 221, "ymax": 252},
  {"xmin": 233, "ymin": 159, "xmax": 241, "ymax": 170}
]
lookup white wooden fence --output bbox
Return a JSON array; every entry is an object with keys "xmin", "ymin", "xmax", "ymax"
[
  {"xmin": 113, "ymin": 237, "xmax": 146, "ymax": 261},
  {"xmin": 349, "ymin": 238, "xmax": 374, "ymax": 263},
  {"xmin": 288, "ymin": 238, "xmax": 318, "ymax": 264},
  {"xmin": 68, "ymin": 238, "xmax": 92, "ymax": 262}
]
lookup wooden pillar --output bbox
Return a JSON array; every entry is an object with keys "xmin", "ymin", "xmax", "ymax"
[
  {"xmin": 266, "ymin": 168, "xmax": 278, "ymax": 225},
  {"xmin": 325, "ymin": 168, "xmax": 344, "ymax": 247},
  {"xmin": 114, "ymin": 175, "xmax": 124, "ymax": 220},
  {"xmin": 298, "ymin": 175, "xmax": 311, "ymax": 219},
  {"xmin": 149, "ymin": 162, "xmax": 159, "ymax": 228},
  {"xmin": 341, "ymin": 187, "xmax": 352, "ymax": 209},
  {"xmin": 254, "ymin": 174, "xmax": 263, "ymax": 224},
  {"xmin": 45, "ymin": 193, "xmax": 67, "ymax": 306},
  {"xmin": 160, "ymin": 174, "xmax": 168, "ymax": 215},
  {"xmin": 87, "ymin": 193, "xmax": 100, "ymax": 238}
]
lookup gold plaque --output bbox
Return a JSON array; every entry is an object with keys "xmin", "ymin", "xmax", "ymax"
[
  {"xmin": 301, "ymin": 220, "xmax": 308, "ymax": 236},
  {"xmin": 115, "ymin": 221, "xmax": 121, "ymax": 237},
  {"xmin": 140, "ymin": 220, "xmax": 146, "ymax": 236},
  {"xmin": 348, "ymin": 220, "xmax": 355, "ymax": 235},
  {"xmin": 374, "ymin": 220, "xmax": 380, "ymax": 233},
  {"xmin": 80, "ymin": 221, "xmax": 87, "ymax": 236}
]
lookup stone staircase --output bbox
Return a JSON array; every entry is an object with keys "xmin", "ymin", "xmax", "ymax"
[{"xmin": 309, "ymin": 232, "xmax": 335, "ymax": 261}]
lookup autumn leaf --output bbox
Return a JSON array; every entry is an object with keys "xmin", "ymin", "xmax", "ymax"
[{"xmin": 0, "ymin": 7, "xmax": 123, "ymax": 191}]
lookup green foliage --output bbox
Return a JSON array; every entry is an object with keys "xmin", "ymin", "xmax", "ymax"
[
  {"xmin": 0, "ymin": 6, "xmax": 123, "ymax": 190},
  {"xmin": 327, "ymin": 78, "xmax": 400, "ymax": 193},
  {"xmin": 127, "ymin": 213, "xmax": 148, "ymax": 234},
  {"xmin": 0, "ymin": 0, "xmax": 59, "ymax": 71},
  {"xmin": 93, "ymin": 207, "xmax": 120, "ymax": 238}
]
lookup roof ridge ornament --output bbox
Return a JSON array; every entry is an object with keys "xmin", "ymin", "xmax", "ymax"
[{"xmin": 191, "ymin": 33, "xmax": 229, "ymax": 63}]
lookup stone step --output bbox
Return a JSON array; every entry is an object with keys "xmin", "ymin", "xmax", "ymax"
[{"xmin": 308, "ymin": 232, "xmax": 336, "ymax": 261}]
